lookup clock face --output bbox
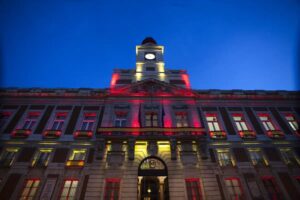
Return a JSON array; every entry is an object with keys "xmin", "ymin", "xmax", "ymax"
[{"xmin": 145, "ymin": 53, "xmax": 156, "ymax": 60}]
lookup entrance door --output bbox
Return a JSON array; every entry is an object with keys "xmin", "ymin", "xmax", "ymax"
[{"xmin": 138, "ymin": 156, "xmax": 169, "ymax": 200}]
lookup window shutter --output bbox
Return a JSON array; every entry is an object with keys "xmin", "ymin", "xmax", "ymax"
[
  {"xmin": 65, "ymin": 106, "xmax": 81, "ymax": 135},
  {"xmin": 3, "ymin": 105, "xmax": 28, "ymax": 134},
  {"xmin": 17, "ymin": 147, "xmax": 36, "ymax": 162},
  {"xmin": 52, "ymin": 148, "xmax": 69, "ymax": 163},
  {"xmin": 233, "ymin": 148, "xmax": 250, "ymax": 162},
  {"xmin": 219, "ymin": 107, "xmax": 236, "ymax": 135},
  {"xmin": 0, "ymin": 173, "xmax": 22, "ymax": 199},
  {"xmin": 263, "ymin": 147, "xmax": 281, "ymax": 162},
  {"xmin": 209, "ymin": 149, "xmax": 216, "ymax": 162},
  {"xmin": 79, "ymin": 175, "xmax": 89, "ymax": 200},
  {"xmin": 278, "ymin": 172, "xmax": 300, "ymax": 200},
  {"xmin": 35, "ymin": 106, "xmax": 54, "ymax": 134},
  {"xmin": 269, "ymin": 107, "xmax": 292, "ymax": 135},
  {"xmin": 87, "ymin": 148, "xmax": 95, "ymax": 163},
  {"xmin": 245, "ymin": 107, "xmax": 264, "ymax": 135}
]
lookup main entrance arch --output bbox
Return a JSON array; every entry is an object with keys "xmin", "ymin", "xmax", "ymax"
[{"xmin": 138, "ymin": 156, "xmax": 169, "ymax": 200}]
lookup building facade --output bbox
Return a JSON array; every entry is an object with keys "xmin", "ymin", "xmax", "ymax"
[{"xmin": 0, "ymin": 38, "xmax": 300, "ymax": 200}]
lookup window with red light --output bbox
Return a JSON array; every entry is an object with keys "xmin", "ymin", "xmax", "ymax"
[
  {"xmin": 185, "ymin": 178, "xmax": 203, "ymax": 200},
  {"xmin": 114, "ymin": 112, "xmax": 127, "ymax": 127},
  {"xmin": 224, "ymin": 177, "xmax": 243, "ymax": 200},
  {"xmin": 20, "ymin": 179, "xmax": 40, "ymax": 199},
  {"xmin": 258, "ymin": 114, "xmax": 276, "ymax": 131},
  {"xmin": 80, "ymin": 113, "xmax": 96, "ymax": 131},
  {"xmin": 284, "ymin": 114, "xmax": 299, "ymax": 132},
  {"xmin": 51, "ymin": 112, "xmax": 67, "ymax": 130},
  {"xmin": 205, "ymin": 114, "xmax": 221, "ymax": 131},
  {"xmin": 60, "ymin": 179, "xmax": 78, "ymax": 200},
  {"xmin": 145, "ymin": 112, "xmax": 158, "ymax": 127},
  {"xmin": 176, "ymin": 112, "xmax": 188, "ymax": 127},
  {"xmin": 232, "ymin": 114, "xmax": 249, "ymax": 131},
  {"xmin": 22, "ymin": 112, "xmax": 40, "ymax": 130},
  {"xmin": 0, "ymin": 112, "xmax": 11, "ymax": 129},
  {"xmin": 261, "ymin": 176, "xmax": 283, "ymax": 200},
  {"xmin": 104, "ymin": 178, "xmax": 120, "ymax": 200}
]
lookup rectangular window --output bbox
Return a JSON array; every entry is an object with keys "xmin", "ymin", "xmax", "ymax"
[
  {"xmin": 216, "ymin": 149, "xmax": 234, "ymax": 167},
  {"xmin": 32, "ymin": 149, "xmax": 52, "ymax": 167},
  {"xmin": 261, "ymin": 176, "xmax": 283, "ymax": 200},
  {"xmin": 248, "ymin": 148, "xmax": 267, "ymax": 166},
  {"xmin": 232, "ymin": 114, "xmax": 249, "ymax": 131},
  {"xmin": 284, "ymin": 114, "xmax": 299, "ymax": 132},
  {"xmin": 22, "ymin": 112, "xmax": 40, "ymax": 130},
  {"xmin": 0, "ymin": 148, "xmax": 18, "ymax": 167},
  {"xmin": 205, "ymin": 114, "xmax": 221, "ymax": 131},
  {"xmin": 114, "ymin": 112, "xmax": 127, "ymax": 127},
  {"xmin": 185, "ymin": 178, "xmax": 203, "ymax": 200},
  {"xmin": 60, "ymin": 179, "xmax": 78, "ymax": 200},
  {"xmin": 175, "ymin": 112, "xmax": 188, "ymax": 127},
  {"xmin": 20, "ymin": 179, "xmax": 40, "ymax": 200},
  {"xmin": 279, "ymin": 148, "xmax": 299, "ymax": 166},
  {"xmin": 224, "ymin": 178, "xmax": 243, "ymax": 200},
  {"xmin": 0, "ymin": 112, "xmax": 11, "ymax": 129},
  {"xmin": 104, "ymin": 178, "xmax": 120, "ymax": 200},
  {"xmin": 258, "ymin": 114, "xmax": 276, "ymax": 131},
  {"xmin": 66, "ymin": 149, "xmax": 86, "ymax": 167},
  {"xmin": 51, "ymin": 112, "xmax": 67, "ymax": 130},
  {"xmin": 145, "ymin": 112, "xmax": 158, "ymax": 127},
  {"xmin": 80, "ymin": 113, "xmax": 96, "ymax": 131}
]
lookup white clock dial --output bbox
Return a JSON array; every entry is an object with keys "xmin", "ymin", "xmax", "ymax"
[{"xmin": 145, "ymin": 53, "xmax": 156, "ymax": 60}]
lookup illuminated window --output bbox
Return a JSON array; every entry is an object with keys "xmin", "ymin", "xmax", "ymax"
[
  {"xmin": 224, "ymin": 178, "xmax": 243, "ymax": 200},
  {"xmin": 60, "ymin": 179, "xmax": 78, "ymax": 200},
  {"xmin": 216, "ymin": 149, "xmax": 234, "ymax": 167},
  {"xmin": 22, "ymin": 112, "xmax": 40, "ymax": 130},
  {"xmin": 114, "ymin": 112, "xmax": 127, "ymax": 127},
  {"xmin": 0, "ymin": 112, "xmax": 11, "ymax": 129},
  {"xmin": 284, "ymin": 114, "xmax": 299, "ymax": 132},
  {"xmin": 32, "ymin": 149, "xmax": 52, "ymax": 167},
  {"xmin": 261, "ymin": 176, "xmax": 282, "ymax": 200},
  {"xmin": 279, "ymin": 148, "xmax": 299, "ymax": 166},
  {"xmin": 104, "ymin": 178, "xmax": 120, "ymax": 200},
  {"xmin": 20, "ymin": 179, "xmax": 40, "ymax": 200},
  {"xmin": 175, "ymin": 112, "xmax": 188, "ymax": 127},
  {"xmin": 51, "ymin": 112, "xmax": 67, "ymax": 130},
  {"xmin": 0, "ymin": 148, "xmax": 18, "ymax": 167},
  {"xmin": 185, "ymin": 178, "xmax": 203, "ymax": 200},
  {"xmin": 232, "ymin": 114, "xmax": 249, "ymax": 131},
  {"xmin": 258, "ymin": 114, "xmax": 276, "ymax": 131},
  {"xmin": 248, "ymin": 148, "xmax": 267, "ymax": 166},
  {"xmin": 145, "ymin": 112, "xmax": 158, "ymax": 127},
  {"xmin": 205, "ymin": 114, "xmax": 221, "ymax": 131},
  {"xmin": 80, "ymin": 113, "xmax": 96, "ymax": 131},
  {"xmin": 66, "ymin": 149, "xmax": 86, "ymax": 167}
]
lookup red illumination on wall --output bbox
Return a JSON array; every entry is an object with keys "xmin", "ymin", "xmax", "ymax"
[
  {"xmin": 84, "ymin": 112, "xmax": 96, "ymax": 117},
  {"xmin": 110, "ymin": 73, "xmax": 119, "ymax": 88},
  {"xmin": 181, "ymin": 74, "xmax": 191, "ymax": 89},
  {"xmin": 56, "ymin": 112, "xmax": 67, "ymax": 117}
]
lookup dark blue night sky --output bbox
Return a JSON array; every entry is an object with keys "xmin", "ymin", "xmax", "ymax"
[{"xmin": 1, "ymin": 0, "xmax": 299, "ymax": 90}]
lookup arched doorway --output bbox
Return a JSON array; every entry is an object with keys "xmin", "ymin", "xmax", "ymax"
[{"xmin": 138, "ymin": 156, "xmax": 169, "ymax": 200}]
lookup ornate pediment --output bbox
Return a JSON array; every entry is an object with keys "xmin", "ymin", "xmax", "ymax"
[{"xmin": 109, "ymin": 79, "xmax": 196, "ymax": 97}]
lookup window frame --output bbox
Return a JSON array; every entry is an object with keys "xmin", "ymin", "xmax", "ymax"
[
  {"xmin": 224, "ymin": 177, "xmax": 244, "ymax": 200},
  {"xmin": 205, "ymin": 113, "xmax": 222, "ymax": 132},
  {"xmin": 231, "ymin": 113, "xmax": 250, "ymax": 131},
  {"xmin": 114, "ymin": 112, "xmax": 127, "ymax": 127},
  {"xmin": 31, "ymin": 148, "xmax": 52, "ymax": 167},
  {"xmin": 104, "ymin": 178, "xmax": 121, "ymax": 200},
  {"xmin": 257, "ymin": 113, "xmax": 277, "ymax": 131},
  {"xmin": 261, "ymin": 176, "xmax": 282, "ymax": 200},
  {"xmin": 216, "ymin": 149, "xmax": 235, "ymax": 167},
  {"xmin": 0, "ymin": 147, "xmax": 19, "ymax": 167},
  {"xmin": 185, "ymin": 178, "xmax": 203, "ymax": 200},
  {"xmin": 59, "ymin": 179, "xmax": 79, "ymax": 200},
  {"xmin": 79, "ymin": 112, "xmax": 97, "ymax": 131},
  {"xmin": 50, "ymin": 112, "xmax": 68, "ymax": 131},
  {"xmin": 20, "ymin": 112, "xmax": 41, "ymax": 130},
  {"xmin": 66, "ymin": 149, "xmax": 87, "ymax": 167},
  {"xmin": 248, "ymin": 148, "xmax": 268, "ymax": 167},
  {"xmin": 279, "ymin": 148, "xmax": 300, "ymax": 166},
  {"xmin": 20, "ymin": 178, "xmax": 41, "ymax": 200},
  {"xmin": 145, "ymin": 112, "xmax": 159, "ymax": 127},
  {"xmin": 175, "ymin": 112, "xmax": 189, "ymax": 128},
  {"xmin": 282, "ymin": 113, "xmax": 299, "ymax": 134}
]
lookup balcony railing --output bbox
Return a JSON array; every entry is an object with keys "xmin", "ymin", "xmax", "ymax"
[
  {"xmin": 66, "ymin": 160, "xmax": 85, "ymax": 167},
  {"xmin": 209, "ymin": 131, "xmax": 227, "ymax": 139},
  {"xmin": 43, "ymin": 130, "xmax": 62, "ymax": 138},
  {"xmin": 267, "ymin": 130, "xmax": 285, "ymax": 139},
  {"xmin": 239, "ymin": 131, "xmax": 256, "ymax": 139},
  {"xmin": 74, "ymin": 130, "xmax": 93, "ymax": 139},
  {"xmin": 11, "ymin": 129, "xmax": 31, "ymax": 138}
]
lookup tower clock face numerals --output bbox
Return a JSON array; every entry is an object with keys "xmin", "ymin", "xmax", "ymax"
[{"xmin": 145, "ymin": 53, "xmax": 156, "ymax": 60}]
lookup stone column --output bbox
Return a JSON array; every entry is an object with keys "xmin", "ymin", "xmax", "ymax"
[
  {"xmin": 170, "ymin": 138, "xmax": 177, "ymax": 160},
  {"xmin": 137, "ymin": 176, "xmax": 143, "ymax": 200},
  {"xmin": 96, "ymin": 138, "xmax": 106, "ymax": 160},
  {"xmin": 128, "ymin": 138, "xmax": 135, "ymax": 160},
  {"xmin": 158, "ymin": 176, "xmax": 166, "ymax": 200}
]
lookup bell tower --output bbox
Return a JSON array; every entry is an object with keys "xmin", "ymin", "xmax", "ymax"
[{"xmin": 135, "ymin": 37, "xmax": 166, "ymax": 82}]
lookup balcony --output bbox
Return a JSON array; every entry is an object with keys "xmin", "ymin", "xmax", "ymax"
[
  {"xmin": 239, "ymin": 131, "xmax": 256, "ymax": 139},
  {"xmin": 11, "ymin": 129, "xmax": 31, "ymax": 138},
  {"xmin": 209, "ymin": 131, "xmax": 227, "ymax": 139},
  {"xmin": 66, "ymin": 160, "xmax": 85, "ymax": 167},
  {"xmin": 43, "ymin": 130, "xmax": 62, "ymax": 138},
  {"xmin": 74, "ymin": 130, "xmax": 93, "ymax": 139},
  {"xmin": 267, "ymin": 130, "xmax": 285, "ymax": 139}
]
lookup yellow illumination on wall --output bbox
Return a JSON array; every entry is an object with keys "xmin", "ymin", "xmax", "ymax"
[
  {"xmin": 158, "ymin": 141, "xmax": 170, "ymax": 153},
  {"xmin": 69, "ymin": 149, "xmax": 86, "ymax": 160},
  {"xmin": 39, "ymin": 142, "xmax": 59, "ymax": 145},
  {"xmin": 6, "ymin": 148, "xmax": 19, "ymax": 152},
  {"xmin": 6, "ymin": 141, "xmax": 25, "ymax": 145},
  {"xmin": 157, "ymin": 62, "xmax": 165, "ymax": 73},
  {"xmin": 136, "ymin": 63, "xmax": 143, "ymax": 72},
  {"xmin": 136, "ymin": 72, "xmax": 142, "ymax": 81},
  {"xmin": 135, "ymin": 141, "xmax": 148, "ymax": 158}
]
